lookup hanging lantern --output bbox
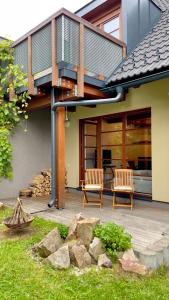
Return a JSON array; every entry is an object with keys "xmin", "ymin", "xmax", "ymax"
[{"xmin": 64, "ymin": 106, "xmax": 70, "ymax": 128}]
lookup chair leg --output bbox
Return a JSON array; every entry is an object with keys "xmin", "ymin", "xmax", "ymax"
[
  {"xmin": 113, "ymin": 192, "xmax": 116, "ymax": 209},
  {"xmin": 99, "ymin": 191, "xmax": 103, "ymax": 208},
  {"xmin": 130, "ymin": 193, "xmax": 133, "ymax": 210},
  {"xmin": 83, "ymin": 190, "xmax": 88, "ymax": 208}
]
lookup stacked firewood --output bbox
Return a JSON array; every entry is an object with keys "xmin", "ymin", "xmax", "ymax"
[
  {"xmin": 19, "ymin": 168, "xmax": 68, "ymax": 198},
  {"xmin": 30, "ymin": 170, "xmax": 52, "ymax": 197},
  {"xmin": 19, "ymin": 169, "xmax": 52, "ymax": 198}
]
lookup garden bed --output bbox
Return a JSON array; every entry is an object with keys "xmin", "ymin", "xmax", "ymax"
[{"xmin": 0, "ymin": 207, "xmax": 169, "ymax": 300}]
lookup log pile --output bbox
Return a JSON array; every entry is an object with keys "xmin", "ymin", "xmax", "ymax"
[
  {"xmin": 30, "ymin": 170, "xmax": 52, "ymax": 197},
  {"xmin": 19, "ymin": 168, "xmax": 68, "ymax": 198},
  {"xmin": 19, "ymin": 169, "xmax": 52, "ymax": 198}
]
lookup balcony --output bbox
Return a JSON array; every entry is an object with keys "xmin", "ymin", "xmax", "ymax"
[{"xmin": 13, "ymin": 8, "xmax": 125, "ymax": 102}]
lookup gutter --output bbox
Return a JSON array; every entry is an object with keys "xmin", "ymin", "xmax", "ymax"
[
  {"xmin": 102, "ymin": 69, "xmax": 169, "ymax": 93},
  {"xmin": 48, "ymin": 86, "xmax": 124, "ymax": 208}
]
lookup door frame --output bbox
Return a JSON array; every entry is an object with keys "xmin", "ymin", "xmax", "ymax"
[{"xmin": 79, "ymin": 107, "xmax": 152, "ymax": 197}]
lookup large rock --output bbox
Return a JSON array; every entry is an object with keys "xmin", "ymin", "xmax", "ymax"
[
  {"xmin": 76, "ymin": 218, "xmax": 100, "ymax": 247},
  {"xmin": 72, "ymin": 244, "xmax": 92, "ymax": 268},
  {"xmin": 98, "ymin": 254, "xmax": 112, "ymax": 268},
  {"xmin": 119, "ymin": 249, "xmax": 147, "ymax": 275},
  {"xmin": 89, "ymin": 237, "xmax": 105, "ymax": 261},
  {"xmin": 35, "ymin": 228, "xmax": 63, "ymax": 258},
  {"xmin": 66, "ymin": 213, "xmax": 84, "ymax": 241},
  {"xmin": 64, "ymin": 239, "xmax": 82, "ymax": 263},
  {"xmin": 46, "ymin": 245, "xmax": 70, "ymax": 269}
]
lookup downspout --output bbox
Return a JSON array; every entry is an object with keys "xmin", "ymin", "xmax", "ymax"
[{"xmin": 48, "ymin": 86, "xmax": 124, "ymax": 208}]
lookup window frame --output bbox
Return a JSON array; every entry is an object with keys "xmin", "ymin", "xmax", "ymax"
[{"xmin": 102, "ymin": 15, "xmax": 120, "ymax": 39}]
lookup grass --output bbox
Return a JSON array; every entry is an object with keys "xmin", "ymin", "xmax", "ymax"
[{"xmin": 0, "ymin": 208, "xmax": 169, "ymax": 300}]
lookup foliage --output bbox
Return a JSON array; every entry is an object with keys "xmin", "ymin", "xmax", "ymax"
[
  {"xmin": 0, "ymin": 38, "xmax": 30, "ymax": 180},
  {"xmin": 57, "ymin": 223, "xmax": 69, "ymax": 239},
  {"xmin": 0, "ymin": 129, "xmax": 12, "ymax": 179},
  {"xmin": 94, "ymin": 222, "xmax": 132, "ymax": 260},
  {"xmin": 0, "ymin": 209, "xmax": 169, "ymax": 300}
]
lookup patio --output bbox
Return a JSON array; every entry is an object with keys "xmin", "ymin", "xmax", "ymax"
[{"xmin": 2, "ymin": 190, "xmax": 169, "ymax": 254}]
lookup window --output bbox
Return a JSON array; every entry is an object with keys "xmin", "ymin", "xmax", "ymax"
[
  {"xmin": 103, "ymin": 16, "xmax": 120, "ymax": 39},
  {"xmin": 80, "ymin": 109, "xmax": 152, "ymax": 196}
]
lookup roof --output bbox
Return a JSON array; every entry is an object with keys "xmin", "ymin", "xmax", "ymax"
[
  {"xmin": 108, "ymin": 10, "xmax": 169, "ymax": 85},
  {"xmin": 152, "ymin": 0, "xmax": 169, "ymax": 11}
]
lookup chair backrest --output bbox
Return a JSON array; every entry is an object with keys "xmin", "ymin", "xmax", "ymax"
[
  {"xmin": 114, "ymin": 169, "xmax": 133, "ymax": 188},
  {"xmin": 85, "ymin": 169, "xmax": 103, "ymax": 186}
]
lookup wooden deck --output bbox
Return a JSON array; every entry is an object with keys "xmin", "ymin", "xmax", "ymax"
[{"xmin": 2, "ymin": 190, "xmax": 169, "ymax": 252}]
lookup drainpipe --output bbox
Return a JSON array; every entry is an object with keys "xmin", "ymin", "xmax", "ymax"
[
  {"xmin": 48, "ymin": 86, "xmax": 124, "ymax": 208},
  {"xmin": 48, "ymin": 88, "xmax": 57, "ymax": 208}
]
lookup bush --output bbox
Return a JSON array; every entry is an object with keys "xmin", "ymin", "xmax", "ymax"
[
  {"xmin": 57, "ymin": 223, "xmax": 68, "ymax": 239},
  {"xmin": 94, "ymin": 222, "xmax": 132, "ymax": 260}
]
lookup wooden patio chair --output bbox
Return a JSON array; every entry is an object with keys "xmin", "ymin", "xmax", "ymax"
[
  {"xmin": 81, "ymin": 169, "xmax": 103, "ymax": 208},
  {"xmin": 112, "ymin": 169, "xmax": 134, "ymax": 210}
]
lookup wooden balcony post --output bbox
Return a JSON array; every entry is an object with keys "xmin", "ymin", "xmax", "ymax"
[
  {"xmin": 77, "ymin": 23, "xmax": 84, "ymax": 98},
  {"xmin": 28, "ymin": 36, "xmax": 34, "ymax": 95},
  {"xmin": 56, "ymin": 107, "xmax": 65, "ymax": 208},
  {"xmin": 52, "ymin": 18, "xmax": 59, "ymax": 86}
]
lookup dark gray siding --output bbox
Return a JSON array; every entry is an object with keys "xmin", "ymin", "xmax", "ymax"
[{"xmin": 122, "ymin": 0, "xmax": 161, "ymax": 53}]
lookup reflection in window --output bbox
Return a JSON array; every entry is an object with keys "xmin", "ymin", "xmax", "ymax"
[{"xmin": 103, "ymin": 16, "xmax": 120, "ymax": 39}]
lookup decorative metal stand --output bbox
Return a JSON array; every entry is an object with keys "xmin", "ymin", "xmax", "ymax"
[{"xmin": 3, "ymin": 198, "xmax": 34, "ymax": 230}]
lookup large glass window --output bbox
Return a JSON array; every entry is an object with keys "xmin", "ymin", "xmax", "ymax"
[
  {"xmin": 80, "ymin": 109, "xmax": 152, "ymax": 196},
  {"xmin": 103, "ymin": 16, "xmax": 120, "ymax": 39}
]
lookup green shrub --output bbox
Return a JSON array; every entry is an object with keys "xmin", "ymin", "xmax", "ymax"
[
  {"xmin": 94, "ymin": 222, "xmax": 132, "ymax": 260},
  {"xmin": 56, "ymin": 223, "xmax": 68, "ymax": 239}
]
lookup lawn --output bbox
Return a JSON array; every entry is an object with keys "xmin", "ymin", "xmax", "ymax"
[{"xmin": 0, "ymin": 208, "xmax": 169, "ymax": 300}]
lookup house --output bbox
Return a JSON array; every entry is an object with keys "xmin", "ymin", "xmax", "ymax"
[{"xmin": 0, "ymin": 0, "xmax": 169, "ymax": 209}]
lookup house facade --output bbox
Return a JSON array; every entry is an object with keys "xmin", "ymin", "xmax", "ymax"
[{"xmin": 0, "ymin": 0, "xmax": 169, "ymax": 208}]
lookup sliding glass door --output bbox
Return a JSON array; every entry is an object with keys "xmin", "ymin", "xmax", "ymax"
[{"xmin": 80, "ymin": 109, "xmax": 152, "ymax": 196}]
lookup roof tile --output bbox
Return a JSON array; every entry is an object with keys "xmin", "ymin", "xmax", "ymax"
[{"xmin": 108, "ymin": 10, "xmax": 169, "ymax": 84}]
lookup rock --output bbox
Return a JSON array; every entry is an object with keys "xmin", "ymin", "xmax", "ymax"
[
  {"xmin": 119, "ymin": 249, "xmax": 147, "ymax": 275},
  {"xmin": 119, "ymin": 259, "xmax": 147, "ymax": 275},
  {"xmin": 76, "ymin": 218, "xmax": 100, "ymax": 247},
  {"xmin": 72, "ymin": 244, "xmax": 92, "ymax": 268},
  {"xmin": 35, "ymin": 228, "xmax": 63, "ymax": 258},
  {"xmin": 89, "ymin": 237, "xmax": 105, "ymax": 261},
  {"xmin": 122, "ymin": 249, "xmax": 139, "ymax": 262},
  {"xmin": 64, "ymin": 239, "xmax": 82, "ymax": 263},
  {"xmin": 46, "ymin": 245, "xmax": 70, "ymax": 269},
  {"xmin": 98, "ymin": 254, "xmax": 112, "ymax": 268},
  {"xmin": 66, "ymin": 213, "xmax": 84, "ymax": 241}
]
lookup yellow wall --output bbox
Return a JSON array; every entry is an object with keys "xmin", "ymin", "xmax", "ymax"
[{"xmin": 65, "ymin": 78, "xmax": 169, "ymax": 202}]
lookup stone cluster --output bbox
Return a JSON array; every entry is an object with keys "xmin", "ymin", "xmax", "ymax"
[{"xmin": 33, "ymin": 214, "xmax": 112, "ymax": 270}]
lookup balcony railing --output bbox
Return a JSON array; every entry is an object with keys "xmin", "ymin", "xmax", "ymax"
[{"xmin": 13, "ymin": 8, "xmax": 125, "ymax": 97}]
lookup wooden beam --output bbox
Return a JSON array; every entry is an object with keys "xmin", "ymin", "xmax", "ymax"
[
  {"xmin": 28, "ymin": 36, "xmax": 34, "ymax": 95},
  {"xmin": 56, "ymin": 107, "xmax": 65, "ymax": 208},
  {"xmin": 27, "ymin": 95, "xmax": 51, "ymax": 111},
  {"xmin": 27, "ymin": 82, "xmax": 106, "ymax": 111},
  {"xmin": 77, "ymin": 23, "xmax": 84, "ymax": 98},
  {"xmin": 84, "ymin": 84, "xmax": 105, "ymax": 98},
  {"xmin": 52, "ymin": 18, "xmax": 59, "ymax": 86},
  {"xmin": 97, "ymin": 118, "xmax": 102, "ymax": 168}
]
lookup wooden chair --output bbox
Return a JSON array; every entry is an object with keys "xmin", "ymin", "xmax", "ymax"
[
  {"xmin": 81, "ymin": 169, "xmax": 103, "ymax": 208},
  {"xmin": 112, "ymin": 169, "xmax": 134, "ymax": 210}
]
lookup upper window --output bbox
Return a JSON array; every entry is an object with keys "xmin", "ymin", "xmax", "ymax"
[{"xmin": 103, "ymin": 16, "xmax": 120, "ymax": 39}]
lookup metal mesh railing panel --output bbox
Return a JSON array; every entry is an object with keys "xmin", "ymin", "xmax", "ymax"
[
  {"xmin": 63, "ymin": 17, "xmax": 80, "ymax": 66},
  {"xmin": 84, "ymin": 28, "xmax": 123, "ymax": 78},
  {"xmin": 56, "ymin": 16, "xmax": 62, "ymax": 63},
  {"xmin": 14, "ymin": 40, "xmax": 28, "ymax": 74},
  {"xmin": 32, "ymin": 24, "xmax": 52, "ymax": 74}
]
